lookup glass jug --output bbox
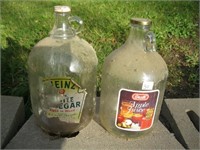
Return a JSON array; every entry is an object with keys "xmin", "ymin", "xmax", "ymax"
[
  {"xmin": 99, "ymin": 18, "xmax": 168, "ymax": 139},
  {"xmin": 28, "ymin": 6, "xmax": 98, "ymax": 136}
]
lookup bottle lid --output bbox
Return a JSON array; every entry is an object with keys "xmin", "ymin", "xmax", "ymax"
[
  {"xmin": 131, "ymin": 18, "xmax": 152, "ymax": 26},
  {"xmin": 54, "ymin": 6, "xmax": 71, "ymax": 13}
]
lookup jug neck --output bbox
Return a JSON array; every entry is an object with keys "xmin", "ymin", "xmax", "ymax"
[
  {"xmin": 126, "ymin": 19, "xmax": 156, "ymax": 52},
  {"xmin": 50, "ymin": 11, "xmax": 75, "ymax": 39},
  {"xmin": 127, "ymin": 24, "xmax": 149, "ymax": 44}
]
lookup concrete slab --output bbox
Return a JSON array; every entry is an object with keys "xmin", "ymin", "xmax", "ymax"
[
  {"xmin": 1, "ymin": 96, "xmax": 25, "ymax": 148},
  {"xmin": 5, "ymin": 116, "xmax": 183, "ymax": 149},
  {"xmin": 161, "ymin": 98, "xmax": 200, "ymax": 149}
]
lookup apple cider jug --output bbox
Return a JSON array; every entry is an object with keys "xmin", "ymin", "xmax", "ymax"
[
  {"xmin": 99, "ymin": 18, "xmax": 168, "ymax": 139},
  {"xmin": 28, "ymin": 6, "xmax": 98, "ymax": 136}
]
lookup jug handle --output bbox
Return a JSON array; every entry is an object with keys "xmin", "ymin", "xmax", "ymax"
[
  {"xmin": 144, "ymin": 31, "xmax": 156, "ymax": 52},
  {"xmin": 68, "ymin": 16, "xmax": 83, "ymax": 35}
]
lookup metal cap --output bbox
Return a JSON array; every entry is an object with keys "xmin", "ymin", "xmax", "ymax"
[
  {"xmin": 54, "ymin": 6, "xmax": 71, "ymax": 13},
  {"xmin": 131, "ymin": 18, "xmax": 152, "ymax": 26}
]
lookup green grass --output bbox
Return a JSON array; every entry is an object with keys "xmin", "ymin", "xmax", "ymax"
[{"xmin": 1, "ymin": 0, "xmax": 199, "ymax": 117}]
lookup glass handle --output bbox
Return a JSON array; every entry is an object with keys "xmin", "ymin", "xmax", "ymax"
[
  {"xmin": 68, "ymin": 16, "xmax": 83, "ymax": 35},
  {"xmin": 144, "ymin": 31, "xmax": 156, "ymax": 52}
]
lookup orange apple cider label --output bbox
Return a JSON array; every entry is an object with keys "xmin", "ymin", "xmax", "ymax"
[{"xmin": 115, "ymin": 89, "xmax": 159, "ymax": 131}]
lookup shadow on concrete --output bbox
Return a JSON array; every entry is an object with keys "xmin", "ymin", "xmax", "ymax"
[
  {"xmin": 186, "ymin": 110, "xmax": 199, "ymax": 132},
  {"xmin": 160, "ymin": 101, "xmax": 189, "ymax": 149}
]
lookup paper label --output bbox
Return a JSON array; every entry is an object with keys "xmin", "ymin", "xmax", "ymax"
[
  {"xmin": 115, "ymin": 89, "xmax": 159, "ymax": 131},
  {"xmin": 41, "ymin": 77, "xmax": 87, "ymax": 123}
]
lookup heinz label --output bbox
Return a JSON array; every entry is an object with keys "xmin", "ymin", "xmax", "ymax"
[
  {"xmin": 115, "ymin": 89, "xmax": 159, "ymax": 131},
  {"xmin": 41, "ymin": 77, "xmax": 87, "ymax": 123}
]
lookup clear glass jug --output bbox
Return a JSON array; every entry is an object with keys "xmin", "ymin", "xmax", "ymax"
[
  {"xmin": 28, "ymin": 6, "xmax": 98, "ymax": 136},
  {"xmin": 99, "ymin": 18, "xmax": 168, "ymax": 139}
]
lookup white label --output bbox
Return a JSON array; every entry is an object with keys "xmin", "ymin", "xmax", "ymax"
[{"xmin": 142, "ymin": 81, "xmax": 154, "ymax": 90}]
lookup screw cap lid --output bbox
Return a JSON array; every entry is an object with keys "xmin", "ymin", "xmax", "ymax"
[
  {"xmin": 54, "ymin": 6, "xmax": 71, "ymax": 13},
  {"xmin": 131, "ymin": 18, "xmax": 152, "ymax": 26}
]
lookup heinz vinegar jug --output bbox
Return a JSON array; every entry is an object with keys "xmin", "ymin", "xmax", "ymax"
[
  {"xmin": 99, "ymin": 18, "xmax": 168, "ymax": 139},
  {"xmin": 28, "ymin": 6, "xmax": 98, "ymax": 136}
]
